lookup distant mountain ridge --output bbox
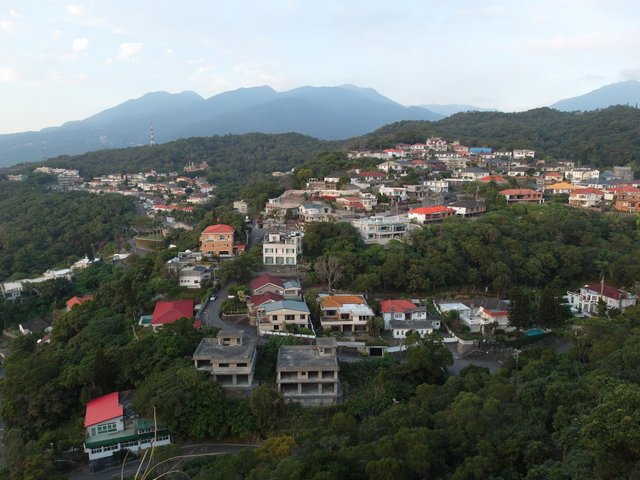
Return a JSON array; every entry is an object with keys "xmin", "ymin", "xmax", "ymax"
[
  {"xmin": 420, "ymin": 104, "xmax": 497, "ymax": 116},
  {"xmin": 551, "ymin": 80, "xmax": 640, "ymax": 111},
  {"xmin": 0, "ymin": 85, "xmax": 443, "ymax": 167}
]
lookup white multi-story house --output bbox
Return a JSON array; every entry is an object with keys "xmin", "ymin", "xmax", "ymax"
[
  {"xmin": 566, "ymin": 284, "xmax": 637, "ymax": 316},
  {"xmin": 263, "ymin": 231, "xmax": 303, "ymax": 266},
  {"xmin": 318, "ymin": 294, "xmax": 374, "ymax": 333},
  {"xmin": 179, "ymin": 265, "xmax": 211, "ymax": 289},
  {"xmin": 257, "ymin": 300, "xmax": 311, "ymax": 334},
  {"xmin": 566, "ymin": 168, "xmax": 600, "ymax": 183},
  {"xmin": 513, "ymin": 149, "xmax": 535, "ymax": 160},
  {"xmin": 424, "ymin": 180, "xmax": 449, "ymax": 193},
  {"xmin": 351, "ymin": 215, "xmax": 420, "ymax": 245}
]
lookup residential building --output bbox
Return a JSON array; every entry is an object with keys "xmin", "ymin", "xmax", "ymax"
[
  {"xmin": 149, "ymin": 299, "xmax": 199, "ymax": 331},
  {"xmin": 613, "ymin": 166, "xmax": 634, "ymax": 182},
  {"xmin": 456, "ymin": 167, "xmax": 489, "ymax": 182},
  {"xmin": 193, "ymin": 330, "xmax": 257, "ymax": 393},
  {"xmin": 251, "ymin": 274, "xmax": 302, "ymax": 299},
  {"xmin": 513, "ymin": 149, "xmax": 535, "ymax": 160},
  {"xmin": 478, "ymin": 175, "xmax": 508, "ymax": 185},
  {"xmin": 298, "ymin": 203, "xmax": 333, "ymax": 222},
  {"xmin": 257, "ymin": 300, "xmax": 311, "ymax": 334},
  {"xmin": 499, "ymin": 189, "xmax": 543, "ymax": 204},
  {"xmin": 233, "ymin": 200, "xmax": 249, "ymax": 214},
  {"xmin": 424, "ymin": 180, "xmax": 449, "ymax": 193},
  {"xmin": 83, "ymin": 391, "xmax": 171, "ymax": 471},
  {"xmin": 247, "ymin": 291, "xmax": 284, "ymax": 320},
  {"xmin": 179, "ymin": 265, "xmax": 211, "ymax": 289},
  {"xmin": 447, "ymin": 200, "xmax": 487, "ymax": 218},
  {"xmin": 378, "ymin": 186, "xmax": 408, "ymax": 201},
  {"xmin": 377, "ymin": 160, "xmax": 406, "ymax": 173},
  {"xmin": 263, "ymin": 231, "xmax": 303, "ymax": 266},
  {"xmin": 200, "ymin": 224, "xmax": 241, "ymax": 257},
  {"xmin": 546, "ymin": 181, "xmax": 578, "ymax": 195},
  {"xmin": 614, "ymin": 192, "xmax": 640, "ymax": 213},
  {"xmin": 351, "ymin": 214, "xmax": 420, "ymax": 245},
  {"xmin": 566, "ymin": 284, "xmax": 637, "ymax": 316},
  {"xmin": 436, "ymin": 298, "xmax": 511, "ymax": 334},
  {"xmin": 568, "ymin": 188, "xmax": 604, "ymax": 208},
  {"xmin": 380, "ymin": 299, "xmax": 428, "ymax": 330},
  {"xmin": 66, "ymin": 295, "xmax": 94, "ymax": 311},
  {"xmin": 390, "ymin": 319, "xmax": 441, "ymax": 339},
  {"xmin": 408, "ymin": 205, "xmax": 455, "ymax": 224},
  {"xmin": 566, "ymin": 168, "xmax": 600, "ymax": 183},
  {"xmin": 318, "ymin": 294, "xmax": 374, "ymax": 333},
  {"xmin": 276, "ymin": 338, "xmax": 341, "ymax": 407}
]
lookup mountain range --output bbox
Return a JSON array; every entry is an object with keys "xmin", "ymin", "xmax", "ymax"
[
  {"xmin": 2, "ymin": 80, "xmax": 640, "ymax": 168},
  {"xmin": 550, "ymin": 80, "xmax": 640, "ymax": 111},
  {"xmin": 0, "ymin": 85, "xmax": 444, "ymax": 167}
]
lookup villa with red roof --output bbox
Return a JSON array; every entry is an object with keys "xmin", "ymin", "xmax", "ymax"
[
  {"xmin": 200, "ymin": 224, "xmax": 244, "ymax": 257},
  {"xmin": 567, "ymin": 284, "xmax": 637, "ymax": 316},
  {"xmin": 380, "ymin": 299, "xmax": 429, "ymax": 330},
  {"xmin": 478, "ymin": 175, "xmax": 508, "ymax": 185},
  {"xmin": 568, "ymin": 187, "xmax": 604, "ymax": 208},
  {"xmin": 499, "ymin": 189, "xmax": 543, "ymax": 204},
  {"xmin": 66, "ymin": 295, "xmax": 94, "ymax": 311},
  {"xmin": 150, "ymin": 299, "xmax": 199, "ymax": 331},
  {"xmin": 83, "ymin": 391, "xmax": 171, "ymax": 469},
  {"xmin": 251, "ymin": 273, "xmax": 302, "ymax": 299},
  {"xmin": 408, "ymin": 206, "xmax": 455, "ymax": 224}
]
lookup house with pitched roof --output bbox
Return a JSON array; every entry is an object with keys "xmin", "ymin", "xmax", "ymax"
[
  {"xmin": 568, "ymin": 188, "xmax": 604, "ymax": 208},
  {"xmin": 257, "ymin": 300, "xmax": 312, "ymax": 334},
  {"xmin": 251, "ymin": 274, "xmax": 302, "ymax": 299},
  {"xmin": 148, "ymin": 299, "xmax": 199, "ymax": 331},
  {"xmin": 435, "ymin": 298, "xmax": 511, "ymax": 334},
  {"xmin": 83, "ymin": 391, "xmax": 171, "ymax": 470},
  {"xmin": 66, "ymin": 295, "xmax": 94, "ymax": 311},
  {"xmin": 318, "ymin": 294, "xmax": 374, "ymax": 333},
  {"xmin": 566, "ymin": 284, "xmax": 637, "ymax": 316},
  {"xmin": 200, "ymin": 224, "xmax": 244, "ymax": 257},
  {"xmin": 380, "ymin": 299, "xmax": 429, "ymax": 330},
  {"xmin": 408, "ymin": 206, "xmax": 455, "ymax": 224},
  {"xmin": 546, "ymin": 181, "xmax": 578, "ymax": 195}
]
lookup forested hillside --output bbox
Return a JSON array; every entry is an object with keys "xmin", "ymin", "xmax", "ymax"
[
  {"xmin": 20, "ymin": 133, "xmax": 333, "ymax": 179},
  {"xmin": 355, "ymin": 106, "xmax": 640, "ymax": 169},
  {"xmin": 0, "ymin": 182, "xmax": 135, "ymax": 281}
]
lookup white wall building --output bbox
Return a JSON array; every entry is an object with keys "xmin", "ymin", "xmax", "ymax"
[{"xmin": 263, "ymin": 231, "xmax": 304, "ymax": 266}]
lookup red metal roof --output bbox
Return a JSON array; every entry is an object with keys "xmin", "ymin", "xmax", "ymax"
[
  {"xmin": 66, "ymin": 295, "xmax": 93, "ymax": 309},
  {"xmin": 151, "ymin": 299, "xmax": 194, "ymax": 326},
  {"xmin": 499, "ymin": 189, "xmax": 540, "ymax": 195},
  {"xmin": 251, "ymin": 273, "xmax": 284, "ymax": 291},
  {"xmin": 409, "ymin": 206, "xmax": 454, "ymax": 215},
  {"xmin": 380, "ymin": 299, "xmax": 417, "ymax": 313},
  {"xmin": 203, "ymin": 224, "xmax": 235, "ymax": 234},
  {"xmin": 84, "ymin": 392, "xmax": 123, "ymax": 427},
  {"xmin": 250, "ymin": 292, "xmax": 284, "ymax": 306},
  {"xmin": 585, "ymin": 284, "xmax": 626, "ymax": 300},
  {"xmin": 571, "ymin": 188, "xmax": 604, "ymax": 195}
]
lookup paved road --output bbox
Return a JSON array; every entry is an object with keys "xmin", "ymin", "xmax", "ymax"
[{"xmin": 70, "ymin": 443, "xmax": 257, "ymax": 480}]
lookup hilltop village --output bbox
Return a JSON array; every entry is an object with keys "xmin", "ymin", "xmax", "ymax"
[{"xmin": 2, "ymin": 133, "xmax": 640, "ymax": 478}]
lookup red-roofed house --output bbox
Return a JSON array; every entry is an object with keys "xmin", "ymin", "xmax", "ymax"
[
  {"xmin": 380, "ymin": 299, "xmax": 428, "ymax": 330},
  {"xmin": 150, "ymin": 299, "xmax": 198, "ymax": 331},
  {"xmin": 200, "ymin": 224, "xmax": 241, "ymax": 257},
  {"xmin": 499, "ymin": 189, "xmax": 543, "ymax": 204},
  {"xmin": 357, "ymin": 170, "xmax": 386, "ymax": 183},
  {"xmin": 478, "ymin": 175, "xmax": 508, "ymax": 184},
  {"xmin": 613, "ymin": 191, "xmax": 640, "ymax": 213},
  {"xmin": 83, "ymin": 391, "xmax": 171, "ymax": 468},
  {"xmin": 251, "ymin": 274, "xmax": 285, "ymax": 295},
  {"xmin": 408, "ymin": 206, "xmax": 455, "ymax": 224},
  {"xmin": 568, "ymin": 188, "xmax": 604, "ymax": 208},
  {"xmin": 567, "ymin": 284, "xmax": 637, "ymax": 316},
  {"xmin": 66, "ymin": 295, "xmax": 94, "ymax": 311}
]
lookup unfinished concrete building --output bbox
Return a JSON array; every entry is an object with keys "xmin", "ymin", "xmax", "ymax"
[
  {"xmin": 276, "ymin": 338, "xmax": 341, "ymax": 407},
  {"xmin": 193, "ymin": 330, "xmax": 257, "ymax": 395}
]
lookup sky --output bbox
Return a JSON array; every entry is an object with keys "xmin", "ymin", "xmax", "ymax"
[{"xmin": 1, "ymin": 0, "xmax": 639, "ymax": 134}]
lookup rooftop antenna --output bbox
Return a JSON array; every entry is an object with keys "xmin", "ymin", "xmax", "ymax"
[{"xmin": 149, "ymin": 124, "xmax": 155, "ymax": 147}]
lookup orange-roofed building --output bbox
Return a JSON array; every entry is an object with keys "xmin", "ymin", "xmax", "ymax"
[
  {"xmin": 66, "ymin": 294, "xmax": 94, "ymax": 311},
  {"xmin": 499, "ymin": 189, "xmax": 543, "ymax": 204},
  {"xmin": 408, "ymin": 205, "xmax": 455, "ymax": 224},
  {"xmin": 546, "ymin": 181, "xmax": 578, "ymax": 195},
  {"xmin": 614, "ymin": 191, "xmax": 640, "ymax": 213},
  {"xmin": 83, "ymin": 391, "xmax": 172, "ymax": 468},
  {"xmin": 318, "ymin": 294, "xmax": 374, "ymax": 333},
  {"xmin": 200, "ymin": 224, "xmax": 240, "ymax": 257},
  {"xmin": 478, "ymin": 175, "xmax": 508, "ymax": 184}
]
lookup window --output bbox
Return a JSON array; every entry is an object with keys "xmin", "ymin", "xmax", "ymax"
[
  {"xmin": 219, "ymin": 363, "xmax": 229, "ymax": 368},
  {"xmin": 285, "ymin": 314, "xmax": 295, "ymax": 321},
  {"xmin": 97, "ymin": 422, "xmax": 118, "ymax": 434},
  {"xmin": 264, "ymin": 257, "xmax": 274, "ymax": 264},
  {"xmin": 237, "ymin": 363, "xmax": 247, "ymax": 367},
  {"xmin": 265, "ymin": 248, "xmax": 273, "ymax": 253}
]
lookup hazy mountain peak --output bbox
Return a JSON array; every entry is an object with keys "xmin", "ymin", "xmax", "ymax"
[{"xmin": 551, "ymin": 80, "xmax": 640, "ymax": 111}]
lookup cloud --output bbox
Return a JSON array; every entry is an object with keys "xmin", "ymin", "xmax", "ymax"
[
  {"xmin": 65, "ymin": 3, "xmax": 123, "ymax": 34},
  {"xmin": 52, "ymin": 29, "xmax": 63, "ymax": 39},
  {"xmin": 522, "ymin": 32, "xmax": 639, "ymax": 55},
  {"xmin": 117, "ymin": 42, "xmax": 143, "ymax": 61},
  {"xmin": 71, "ymin": 37, "xmax": 89, "ymax": 52},
  {"xmin": 621, "ymin": 68, "xmax": 640, "ymax": 80},
  {"xmin": 0, "ymin": 19, "xmax": 12, "ymax": 32},
  {"xmin": 0, "ymin": 67, "xmax": 18, "ymax": 82}
]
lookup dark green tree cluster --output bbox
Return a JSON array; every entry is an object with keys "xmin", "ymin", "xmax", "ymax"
[{"xmin": 0, "ymin": 182, "xmax": 135, "ymax": 281}]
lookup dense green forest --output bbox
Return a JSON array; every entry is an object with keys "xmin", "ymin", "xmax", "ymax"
[
  {"xmin": 302, "ymin": 203, "xmax": 640, "ymax": 300},
  {"xmin": 0, "ymin": 182, "xmax": 136, "ymax": 281},
  {"xmin": 354, "ymin": 106, "xmax": 640, "ymax": 169}
]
